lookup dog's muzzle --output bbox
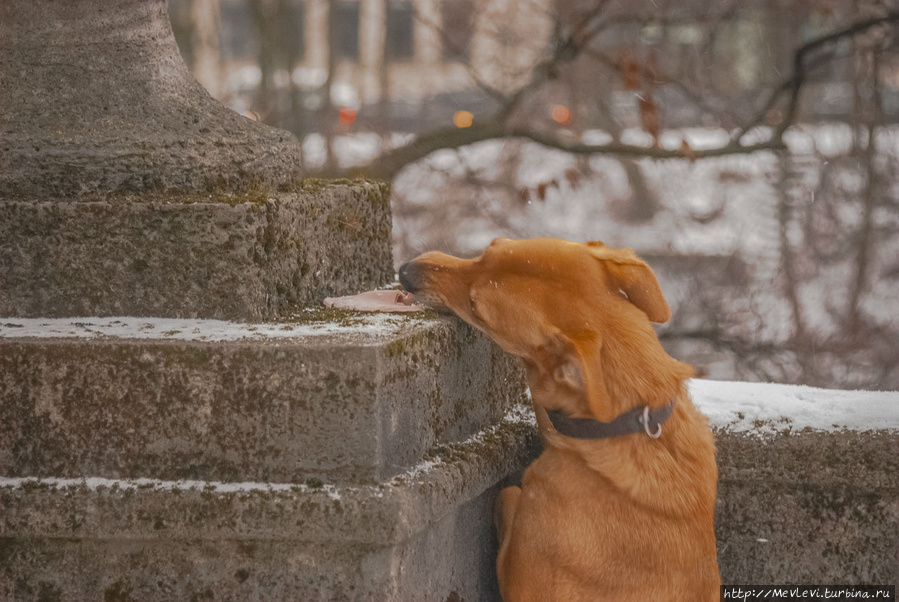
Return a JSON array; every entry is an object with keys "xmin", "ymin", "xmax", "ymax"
[
  {"xmin": 398, "ymin": 261, "xmax": 422, "ymax": 294},
  {"xmin": 398, "ymin": 260, "xmax": 449, "ymax": 311}
]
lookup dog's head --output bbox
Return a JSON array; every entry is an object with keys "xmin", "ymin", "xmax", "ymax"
[{"xmin": 399, "ymin": 238, "xmax": 690, "ymax": 421}]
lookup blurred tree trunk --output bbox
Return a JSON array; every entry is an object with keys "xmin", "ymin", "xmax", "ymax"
[
  {"xmin": 250, "ymin": 0, "xmax": 278, "ymax": 122},
  {"xmin": 323, "ymin": 0, "xmax": 339, "ymax": 173},
  {"xmin": 592, "ymin": 95, "xmax": 658, "ymax": 222},
  {"xmin": 278, "ymin": 0, "xmax": 308, "ymax": 166},
  {"xmin": 846, "ymin": 21, "xmax": 883, "ymax": 336},
  {"xmin": 191, "ymin": 0, "xmax": 224, "ymax": 99}
]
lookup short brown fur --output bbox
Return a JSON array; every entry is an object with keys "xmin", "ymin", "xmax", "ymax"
[{"xmin": 400, "ymin": 238, "xmax": 719, "ymax": 601}]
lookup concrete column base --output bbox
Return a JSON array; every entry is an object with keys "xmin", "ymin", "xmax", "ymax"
[{"xmin": 0, "ymin": 182, "xmax": 392, "ymax": 321}]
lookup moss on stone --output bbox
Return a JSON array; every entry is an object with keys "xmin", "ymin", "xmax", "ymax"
[
  {"xmin": 281, "ymin": 306, "xmax": 439, "ymax": 329},
  {"xmin": 281, "ymin": 307, "xmax": 371, "ymax": 328},
  {"xmin": 385, "ymin": 340, "xmax": 406, "ymax": 358}
]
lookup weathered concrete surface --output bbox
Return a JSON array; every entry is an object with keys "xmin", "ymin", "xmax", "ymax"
[
  {"xmin": 0, "ymin": 314, "xmax": 526, "ymax": 485},
  {"xmin": 0, "ymin": 0, "xmax": 302, "ymax": 196},
  {"xmin": 2, "ymin": 336, "xmax": 895, "ymax": 599},
  {"xmin": 0, "ymin": 410, "xmax": 540, "ymax": 602},
  {"xmin": 0, "ymin": 182, "xmax": 392, "ymax": 320},
  {"xmin": 714, "ymin": 428, "xmax": 899, "ymax": 585}
]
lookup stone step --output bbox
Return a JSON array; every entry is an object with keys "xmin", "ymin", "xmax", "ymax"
[
  {"xmin": 692, "ymin": 380, "xmax": 899, "ymax": 586},
  {"xmin": 0, "ymin": 312, "xmax": 526, "ymax": 485},
  {"xmin": 0, "ymin": 408, "xmax": 541, "ymax": 602},
  {"xmin": 714, "ymin": 428, "xmax": 899, "ymax": 585},
  {"xmin": 3, "ymin": 399, "xmax": 895, "ymax": 599},
  {"xmin": 0, "ymin": 181, "xmax": 393, "ymax": 321},
  {"xmin": 2, "ymin": 375, "xmax": 895, "ymax": 598}
]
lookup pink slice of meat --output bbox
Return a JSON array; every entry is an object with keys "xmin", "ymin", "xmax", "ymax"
[{"xmin": 323, "ymin": 289, "xmax": 423, "ymax": 312}]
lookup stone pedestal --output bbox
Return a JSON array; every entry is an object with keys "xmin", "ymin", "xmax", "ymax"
[
  {"xmin": 0, "ymin": 2, "xmax": 542, "ymax": 599},
  {"xmin": 0, "ymin": 0, "xmax": 395, "ymax": 318},
  {"xmin": 0, "ymin": 315, "xmax": 524, "ymax": 485},
  {"xmin": 0, "ymin": 316, "xmax": 536, "ymax": 601},
  {"xmin": 0, "ymin": 182, "xmax": 392, "ymax": 320}
]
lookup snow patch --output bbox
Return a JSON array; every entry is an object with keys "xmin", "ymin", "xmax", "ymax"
[
  {"xmin": 0, "ymin": 314, "xmax": 422, "ymax": 342},
  {"xmin": 393, "ymin": 403, "xmax": 536, "ymax": 484},
  {"xmin": 690, "ymin": 379, "xmax": 899, "ymax": 435},
  {"xmin": 0, "ymin": 476, "xmax": 315, "ymax": 494},
  {"xmin": 0, "ymin": 475, "xmax": 349, "ymax": 501}
]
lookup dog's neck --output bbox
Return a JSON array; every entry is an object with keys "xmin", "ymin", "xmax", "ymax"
[
  {"xmin": 531, "ymin": 352, "xmax": 711, "ymax": 518},
  {"xmin": 521, "ymin": 309, "xmax": 715, "ymax": 516},
  {"xmin": 595, "ymin": 316, "xmax": 691, "ymax": 414}
]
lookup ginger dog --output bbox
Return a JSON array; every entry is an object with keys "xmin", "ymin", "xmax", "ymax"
[{"xmin": 399, "ymin": 238, "xmax": 719, "ymax": 602}]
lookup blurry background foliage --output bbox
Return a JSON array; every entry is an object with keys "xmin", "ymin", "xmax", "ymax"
[{"xmin": 170, "ymin": 0, "xmax": 899, "ymax": 391}]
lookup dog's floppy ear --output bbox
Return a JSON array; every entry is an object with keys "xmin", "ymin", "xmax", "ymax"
[
  {"xmin": 587, "ymin": 242, "xmax": 671, "ymax": 323},
  {"xmin": 535, "ymin": 331, "xmax": 615, "ymax": 421}
]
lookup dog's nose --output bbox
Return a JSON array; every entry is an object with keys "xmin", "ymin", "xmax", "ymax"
[{"xmin": 398, "ymin": 261, "xmax": 420, "ymax": 293}]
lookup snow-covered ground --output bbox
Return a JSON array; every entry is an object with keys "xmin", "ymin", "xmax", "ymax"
[
  {"xmin": 295, "ymin": 123, "xmax": 897, "ymax": 268},
  {"xmin": 0, "ymin": 314, "xmax": 420, "ymax": 342},
  {"xmin": 388, "ymin": 123, "xmax": 899, "ymax": 256},
  {"xmin": 689, "ymin": 379, "xmax": 899, "ymax": 434}
]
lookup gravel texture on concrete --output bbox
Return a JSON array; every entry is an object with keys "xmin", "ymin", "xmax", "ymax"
[
  {"xmin": 0, "ymin": 314, "xmax": 526, "ymax": 485},
  {"xmin": 714, "ymin": 427, "xmax": 898, "ymax": 586},
  {"xmin": 0, "ymin": 406, "xmax": 540, "ymax": 601}
]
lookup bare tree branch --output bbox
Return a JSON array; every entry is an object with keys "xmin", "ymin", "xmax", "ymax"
[
  {"xmin": 738, "ymin": 10, "xmax": 899, "ymax": 145},
  {"xmin": 346, "ymin": 9, "xmax": 899, "ymax": 181},
  {"xmin": 350, "ymin": 121, "xmax": 508, "ymax": 179},
  {"xmin": 355, "ymin": 122, "xmax": 784, "ymax": 180}
]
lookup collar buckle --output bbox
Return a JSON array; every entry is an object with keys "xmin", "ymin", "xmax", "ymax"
[{"xmin": 639, "ymin": 406, "xmax": 664, "ymax": 439}]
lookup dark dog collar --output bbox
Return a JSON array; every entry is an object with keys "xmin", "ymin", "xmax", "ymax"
[{"xmin": 546, "ymin": 401, "xmax": 675, "ymax": 441}]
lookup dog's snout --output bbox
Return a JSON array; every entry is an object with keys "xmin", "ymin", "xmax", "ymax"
[{"xmin": 398, "ymin": 261, "xmax": 421, "ymax": 294}]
